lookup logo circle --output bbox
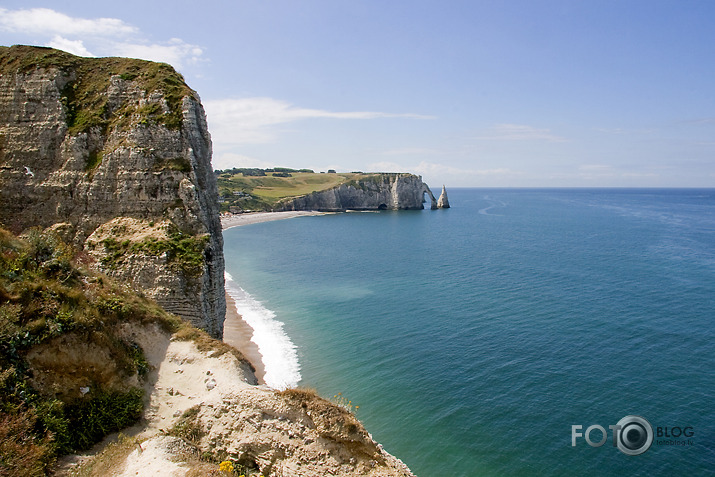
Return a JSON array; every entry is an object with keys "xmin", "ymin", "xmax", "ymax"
[{"xmin": 616, "ymin": 415, "xmax": 653, "ymax": 456}]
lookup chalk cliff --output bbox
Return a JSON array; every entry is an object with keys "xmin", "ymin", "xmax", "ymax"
[
  {"xmin": 437, "ymin": 185, "xmax": 450, "ymax": 208},
  {"xmin": 0, "ymin": 45, "xmax": 225, "ymax": 337},
  {"xmin": 0, "ymin": 46, "xmax": 416, "ymax": 476},
  {"xmin": 278, "ymin": 172, "xmax": 438, "ymax": 211}
]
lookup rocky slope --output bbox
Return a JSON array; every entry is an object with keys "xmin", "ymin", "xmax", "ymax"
[
  {"xmin": 0, "ymin": 45, "xmax": 225, "ymax": 337},
  {"xmin": 277, "ymin": 173, "xmax": 439, "ymax": 211},
  {"xmin": 80, "ymin": 325, "xmax": 414, "ymax": 477}
]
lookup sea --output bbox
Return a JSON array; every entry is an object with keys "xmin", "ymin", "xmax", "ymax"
[{"xmin": 223, "ymin": 188, "xmax": 715, "ymax": 476}]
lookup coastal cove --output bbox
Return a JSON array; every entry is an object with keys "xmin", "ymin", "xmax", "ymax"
[
  {"xmin": 221, "ymin": 211, "xmax": 329, "ymax": 388},
  {"xmin": 221, "ymin": 188, "xmax": 715, "ymax": 476}
]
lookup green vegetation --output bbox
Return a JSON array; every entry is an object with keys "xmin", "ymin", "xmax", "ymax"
[
  {"xmin": 214, "ymin": 168, "xmax": 386, "ymax": 211},
  {"xmin": 154, "ymin": 156, "xmax": 192, "ymax": 173},
  {"xmin": 98, "ymin": 227, "xmax": 209, "ymax": 278},
  {"xmin": 166, "ymin": 405, "xmax": 205, "ymax": 444},
  {"xmin": 60, "ymin": 388, "xmax": 144, "ymax": 452},
  {"xmin": 85, "ymin": 149, "xmax": 103, "ymax": 172},
  {"xmin": 0, "ymin": 45, "xmax": 195, "ymax": 137},
  {"xmin": 0, "ymin": 227, "xmax": 182, "ymax": 475}
]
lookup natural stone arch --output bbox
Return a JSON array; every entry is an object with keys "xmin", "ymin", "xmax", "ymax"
[{"xmin": 422, "ymin": 184, "xmax": 438, "ymax": 209}]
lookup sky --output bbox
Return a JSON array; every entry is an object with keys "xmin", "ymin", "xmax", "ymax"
[{"xmin": 1, "ymin": 0, "xmax": 714, "ymax": 187}]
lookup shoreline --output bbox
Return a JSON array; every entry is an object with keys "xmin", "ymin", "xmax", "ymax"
[
  {"xmin": 221, "ymin": 211, "xmax": 324, "ymax": 386},
  {"xmin": 221, "ymin": 210, "xmax": 327, "ymax": 231},
  {"xmin": 222, "ymin": 291, "xmax": 266, "ymax": 384}
]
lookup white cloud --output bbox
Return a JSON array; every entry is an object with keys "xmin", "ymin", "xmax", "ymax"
[
  {"xmin": 0, "ymin": 8, "xmax": 136, "ymax": 37},
  {"xmin": 47, "ymin": 36, "xmax": 94, "ymax": 57},
  {"xmin": 367, "ymin": 160, "xmax": 522, "ymax": 180},
  {"xmin": 112, "ymin": 39, "xmax": 204, "ymax": 68},
  {"xmin": 477, "ymin": 123, "xmax": 567, "ymax": 142},
  {"xmin": 212, "ymin": 153, "xmax": 275, "ymax": 171},
  {"xmin": 0, "ymin": 8, "xmax": 202, "ymax": 69},
  {"xmin": 576, "ymin": 164, "xmax": 658, "ymax": 181},
  {"xmin": 680, "ymin": 118, "xmax": 715, "ymax": 125},
  {"xmin": 413, "ymin": 161, "xmax": 520, "ymax": 177},
  {"xmin": 204, "ymin": 97, "xmax": 433, "ymax": 146},
  {"xmin": 579, "ymin": 164, "xmax": 613, "ymax": 172},
  {"xmin": 366, "ymin": 161, "xmax": 405, "ymax": 172}
]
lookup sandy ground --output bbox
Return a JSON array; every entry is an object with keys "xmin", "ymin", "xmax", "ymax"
[
  {"xmin": 55, "ymin": 322, "xmax": 258, "ymax": 476},
  {"xmin": 223, "ymin": 292, "xmax": 266, "ymax": 383},
  {"xmin": 117, "ymin": 324, "xmax": 259, "ymax": 476},
  {"xmin": 220, "ymin": 210, "xmax": 327, "ymax": 230}
]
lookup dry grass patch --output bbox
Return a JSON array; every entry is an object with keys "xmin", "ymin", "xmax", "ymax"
[
  {"xmin": 67, "ymin": 434, "xmax": 141, "ymax": 477},
  {"xmin": 276, "ymin": 388, "xmax": 384, "ymax": 464},
  {"xmin": 172, "ymin": 323, "xmax": 256, "ymax": 373}
]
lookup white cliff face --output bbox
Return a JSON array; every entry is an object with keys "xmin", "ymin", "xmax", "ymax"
[
  {"xmin": 0, "ymin": 46, "xmax": 225, "ymax": 337},
  {"xmin": 437, "ymin": 185, "xmax": 450, "ymax": 208},
  {"xmin": 278, "ymin": 173, "xmax": 438, "ymax": 211}
]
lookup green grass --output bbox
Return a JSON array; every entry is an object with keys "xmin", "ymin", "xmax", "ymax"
[
  {"xmin": 216, "ymin": 170, "xmax": 385, "ymax": 211},
  {"xmin": 0, "ymin": 45, "xmax": 196, "ymax": 136},
  {"xmin": 98, "ymin": 229, "xmax": 209, "ymax": 278}
]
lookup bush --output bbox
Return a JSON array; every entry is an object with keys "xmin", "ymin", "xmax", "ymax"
[
  {"xmin": 63, "ymin": 388, "xmax": 144, "ymax": 451},
  {"xmin": 0, "ymin": 227, "xmax": 180, "ymax": 472}
]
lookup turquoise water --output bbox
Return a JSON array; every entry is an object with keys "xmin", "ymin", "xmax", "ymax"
[{"xmin": 223, "ymin": 189, "xmax": 715, "ymax": 476}]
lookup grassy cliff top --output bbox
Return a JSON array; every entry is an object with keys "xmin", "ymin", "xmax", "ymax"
[
  {"xmin": 215, "ymin": 168, "xmax": 413, "ymax": 211},
  {"xmin": 0, "ymin": 45, "xmax": 195, "ymax": 133}
]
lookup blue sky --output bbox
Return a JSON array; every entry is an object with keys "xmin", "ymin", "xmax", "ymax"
[{"xmin": 1, "ymin": 1, "xmax": 714, "ymax": 187}]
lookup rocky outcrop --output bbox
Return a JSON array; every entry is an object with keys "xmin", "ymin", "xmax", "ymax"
[
  {"xmin": 278, "ymin": 172, "xmax": 438, "ymax": 211},
  {"xmin": 116, "ymin": 326, "xmax": 415, "ymax": 477},
  {"xmin": 0, "ymin": 45, "xmax": 225, "ymax": 337},
  {"xmin": 437, "ymin": 184, "xmax": 450, "ymax": 208}
]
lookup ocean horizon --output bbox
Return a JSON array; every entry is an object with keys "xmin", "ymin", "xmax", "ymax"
[{"xmin": 223, "ymin": 188, "xmax": 714, "ymax": 476}]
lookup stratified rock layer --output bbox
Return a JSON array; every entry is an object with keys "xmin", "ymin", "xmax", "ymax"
[
  {"xmin": 0, "ymin": 45, "xmax": 225, "ymax": 337},
  {"xmin": 278, "ymin": 172, "xmax": 438, "ymax": 211}
]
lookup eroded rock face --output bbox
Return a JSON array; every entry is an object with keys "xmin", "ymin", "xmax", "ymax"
[
  {"xmin": 130, "ymin": 333, "xmax": 415, "ymax": 477},
  {"xmin": 0, "ymin": 46, "xmax": 225, "ymax": 337},
  {"xmin": 437, "ymin": 185, "xmax": 450, "ymax": 208},
  {"xmin": 278, "ymin": 173, "xmax": 438, "ymax": 211}
]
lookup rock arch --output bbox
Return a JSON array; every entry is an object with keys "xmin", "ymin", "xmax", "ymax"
[{"xmin": 422, "ymin": 184, "xmax": 438, "ymax": 209}]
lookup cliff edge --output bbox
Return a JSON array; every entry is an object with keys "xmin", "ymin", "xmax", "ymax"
[
  {"xmin": 0, "ymin": 45, "xmax": 225, "ymax": 337},
  {"xmin": 278, "ymin": 172, "xmax": 438, "ymax": 211}
]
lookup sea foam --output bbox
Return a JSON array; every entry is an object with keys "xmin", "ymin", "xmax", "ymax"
[{"xmin": 224, "ymin": 272, "xmax": 301, "ymax": 390}]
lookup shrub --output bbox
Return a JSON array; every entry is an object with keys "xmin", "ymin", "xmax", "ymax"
[
  {"xmin": 63, "ymin": 388, "xmax": 144, "ymax": 451},
  {"xmin": 0, "ymin": 227, "xmax": 181, "ymax": 472}
]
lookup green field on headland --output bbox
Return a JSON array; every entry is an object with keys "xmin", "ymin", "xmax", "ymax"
[{"xmin": 215, "ymin": 168, "xmax": 381, "ymax": 212}]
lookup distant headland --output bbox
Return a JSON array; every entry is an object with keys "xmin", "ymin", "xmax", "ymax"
[{"xmin": 215, "ymin": 167, "xmax": 450, "ymax": 213}]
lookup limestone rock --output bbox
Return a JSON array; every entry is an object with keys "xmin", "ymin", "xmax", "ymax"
[
  {"xmin": 437, "ymin": 184, "xmax": 450, "ymax": 208},
  {"xmin": 0, "ymin": 45, "xmax": 225, "ymax": 337},
  {"xmin": 278, "ymin": 173, "xmax": 438, "ymax": 211}
]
